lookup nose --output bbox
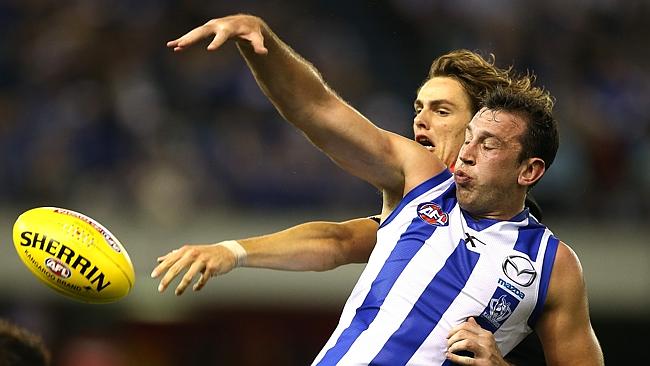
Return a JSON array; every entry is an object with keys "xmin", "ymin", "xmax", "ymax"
[
  {"xmin": 458, "ymin": 142, "xmax": 476, "ymax": 166},
  {"xmin": 413, "ymin": 109, "xmax": 429, "ymax": 130}
]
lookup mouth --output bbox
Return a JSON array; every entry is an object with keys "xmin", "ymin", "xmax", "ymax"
[
  {"xmin": 454, "ymin": 169, "xmax": 472, "ymax": 186},
  {"xmin": 416, "ymin": 135, "xmax": 435, "ymax": 152}
]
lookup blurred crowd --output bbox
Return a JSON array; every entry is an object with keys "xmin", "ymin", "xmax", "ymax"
[
  {"xmin": 1, "ymin": 2, "xmax": 648, "ymax": 365},
  {"xmin": 1, "ymin": 0, "xmax": 648, "ymax": 222}
]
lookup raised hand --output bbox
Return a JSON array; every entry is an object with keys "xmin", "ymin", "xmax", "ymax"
[{"xmin": 167, "ymin": 14, "xmax": 268, "ymax": 54}]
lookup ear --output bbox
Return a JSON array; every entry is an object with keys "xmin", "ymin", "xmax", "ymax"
[{"xmin": 518, "ymin": 157, "xmax": 545, "ymax": 188}]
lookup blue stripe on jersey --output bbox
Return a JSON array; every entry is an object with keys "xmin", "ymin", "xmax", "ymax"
[
  {"xmin": 528, "ymin": 235, "xmax": 560, "ymax": 328},
  {"xmin": 317, "ymin": 182, "xmax": 456, "ymax": 365},
  {"xmin": 512, "ymin": 220, "xmax": 546, "ymax": 261},
  {"xmin": 368, "ymin": 239, "xmax": 481, "ymax": 365},
  {"xmin": 380, "ymin": 169, "xmax": 453, "ymax": 229}
]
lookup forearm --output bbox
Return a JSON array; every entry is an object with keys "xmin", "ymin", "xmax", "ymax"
[
  {"xmin": 235, "ymin": 19, "xmax": 406, "ymax": 190},
  {"xmin": 236, "ymin": 23, "xmax": 332, "ymax": 123},
  {"xmin": 239, "ymin": 219, "xmax": 376, "ymax": 271}
]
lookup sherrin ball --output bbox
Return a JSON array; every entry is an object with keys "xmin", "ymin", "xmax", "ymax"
[{"xmin": 12, "ymin": 207, "xmax": 135, "ymax": 303}]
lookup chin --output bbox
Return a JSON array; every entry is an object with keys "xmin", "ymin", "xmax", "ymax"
[
  {"xmin": 456, "ymin": 190, "xmax": 474, "ymax": 209},
  {"xmin": 457, "ymin": 189, "xmax": 486, "ymax": 213}
]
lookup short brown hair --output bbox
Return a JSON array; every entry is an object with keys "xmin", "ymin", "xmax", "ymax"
[
  {"xmin": 426, "ymin": 50, "xmax": 533, "ymax": 115},
  {"xmin": 483, "ymin": 85, "xmax": 558, "ymax": 171}
]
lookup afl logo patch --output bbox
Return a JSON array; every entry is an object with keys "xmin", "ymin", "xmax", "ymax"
[
  {"xmin": 45, "ymin": 257, "xmax": 72, "ymax": 279},
  {"xmin": 417, "ymin": 202, "xmax": 449, "ymax": 226}
]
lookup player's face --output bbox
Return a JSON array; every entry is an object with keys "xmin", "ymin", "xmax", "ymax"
[
  {"xmin": 413, "ymin": 77, "xmax": 473, "ymax": 168},
  {"xmin": 454, "ymin": 108, "xmax": 528, "ymax": 218}
]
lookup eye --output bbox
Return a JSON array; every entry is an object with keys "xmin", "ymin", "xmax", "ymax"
[
  {"xmin": 414, "ymin": 107, "xmax": 422, "ymax": 116},
  {"xmin": 482, "ymin": 139, "xmax": 499, "ymax": 150},
  {"xmin": 436, "ymin": 109, "xmax": 450, "ymax": 116}
]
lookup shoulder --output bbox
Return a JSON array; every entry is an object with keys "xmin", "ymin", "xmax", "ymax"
[
  {"xmin": 384, "ymin": 131, "xmax": 446, "ymax": 194},
  {"xmin": 545, "ymin": 241, "xmax": 585, "ymax": 309},
  {"xmin": 552, "ymin": 242, "xmax": 583, "ymax": 281}
]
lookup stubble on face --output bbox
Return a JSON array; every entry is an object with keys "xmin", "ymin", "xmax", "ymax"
[{"xmin": 454, "ymin": 108, "xmax": 528, "ymax": 219}]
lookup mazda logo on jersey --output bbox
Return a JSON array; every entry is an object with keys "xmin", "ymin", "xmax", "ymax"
[
  {"xmin": 417, "ymin": 202, "xmax": 449, "ymax": 226},
  {"xmin": 502, "ymin": 255, "xmax": 537, "ymax": 287}
]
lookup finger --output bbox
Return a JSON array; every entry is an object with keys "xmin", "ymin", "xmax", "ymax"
[
  {"xmin": 151, "ymin": 256, "xmax": 174, "ymax": 278},
  {"xmin": 206, "ymin": 30, "xmax": 230, "ymax": 51},
  {"xmin": 152, "ymin": 250, "xmax": 180, "ymax": 277},
  {"xmin": 466, "ymin": 317, "xmax": 492, "ymax": 337},
  {"xmin": 193, "ymin": 271, "xmax": 211, "ymax": 291},
  {"xmin": 447, "ymin": 329, "xmax": 474, "ymax": 348},
  {"xmin": 448, "ymin": 322, "xmax": 463, "ymax": 338},
  {"xmin": 169, "ymin": 26, "xmax": 214, "ymax": 50},
  {"xmin": 157, "ymin": 254, "xmax": 195, "ymax": 292},
  {"xmin": 166, "ymin": 39, "xmax": 181, "ymax": 48},
  {"xmin": 155, "ymin": 249, "xmax": 177, "ymax": 264},
  {"xmin": 242, "ymin": 32, "xmax": 268, "ymax": 54},
  {"xmin": 445, "ymin": 351, "xmax": 474, "ymax": 365},
  {"xmin": 448, "ymin": 338, "xmax": 477, "ymax": 356},
  {"xmin": 448, "ymin": 321, "xmax": 479, "ymax": 340},
  {"xmin": 448, "ymin": 316, "xmax": 485, "ymax": 339},
  {"xmin": 175, "ymin": 261, "xmax": 205, "ymax": 296}
]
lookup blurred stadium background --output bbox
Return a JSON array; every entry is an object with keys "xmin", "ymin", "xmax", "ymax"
[{"xmin": 1, "ymin": 0, "xmax": 648, "ymax": 365}]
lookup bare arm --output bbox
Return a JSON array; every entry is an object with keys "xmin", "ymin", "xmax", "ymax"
[
  {"xmin": 152, "ymin": 218, "xmax": 379, "ymax": 295},
  {"xmin": 168, "ymin": 14, "xmax": 442, "ymax": 195},
  {"xmin": 536, "ymin": 242, "xmax": 604, "ymax": 366},
  {"xmin": 240, "ymin": 218, "xmax": 377, "ymax": 271}
]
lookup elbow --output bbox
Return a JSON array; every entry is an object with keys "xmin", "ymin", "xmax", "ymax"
[
  {"xmin": 322, "ymin": 221, "xmax": 372, "ymax": 270},
  {"xmin": 304, "ymin": 222, "xmax": 355, "ymax": 271}
]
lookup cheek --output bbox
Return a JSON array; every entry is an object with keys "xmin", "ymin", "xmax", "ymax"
[
  {"xmin": 477, "ymin": 156, "xmax": 510, "ymax": 177},
  {"xmin": 447, "ymin": 118, "xmax": 468, "ymax": 137}
]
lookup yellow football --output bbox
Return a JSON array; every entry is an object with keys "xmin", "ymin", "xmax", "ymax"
[{"xmin": 12, "ymin": 207, "xmax": 135, "ymax": 303}]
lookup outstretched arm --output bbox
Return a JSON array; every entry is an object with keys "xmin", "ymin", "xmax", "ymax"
[
  {"xmin": 151, "ymin": 217, "xmax": 379, "ymax": 295},
  {"xmin": 536, "ymin": 242, "xmax": 604, "ymax": 366},
  {"xmin": 168, "ymin": 14, "xmax": 442, "ymax": 195}
]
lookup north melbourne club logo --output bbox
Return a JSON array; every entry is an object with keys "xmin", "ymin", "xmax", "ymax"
[
  {"xmin": 417, "ymin": 202, "xmax": 449, "ymax": 226},
  {"xmin": 476, "ymin": 287, "xmax": 521, "ymax": 332},
  {"xmin": 482, "ymin": 294, "xmax": 513, "ymax": 328}
]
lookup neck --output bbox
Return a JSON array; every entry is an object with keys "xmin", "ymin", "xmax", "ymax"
[
  {"xmin": 468, "ymin": 206, "xmax": 526, "ymax": 221},
  {"xmin": 464, "ymin": 191, "xmax": 527, "ymax": 221}
]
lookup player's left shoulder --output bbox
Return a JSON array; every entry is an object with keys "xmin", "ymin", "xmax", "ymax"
[
  {"xmin": 546, "ymin": 241, "xmax": 587, "ymax": 307},
  {"xmin": 552, "ymin": 241, "xmax": 584, "ymax": 279}
]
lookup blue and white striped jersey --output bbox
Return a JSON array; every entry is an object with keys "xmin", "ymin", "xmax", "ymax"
[{"xmin": 313, "ymin": 169, "xmax": 559, "ymax": 366}]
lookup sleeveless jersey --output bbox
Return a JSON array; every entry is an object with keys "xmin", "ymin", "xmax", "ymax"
[{"xmin": 312, "ymin": 169, "xmax": 559, "ymax": 365}]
